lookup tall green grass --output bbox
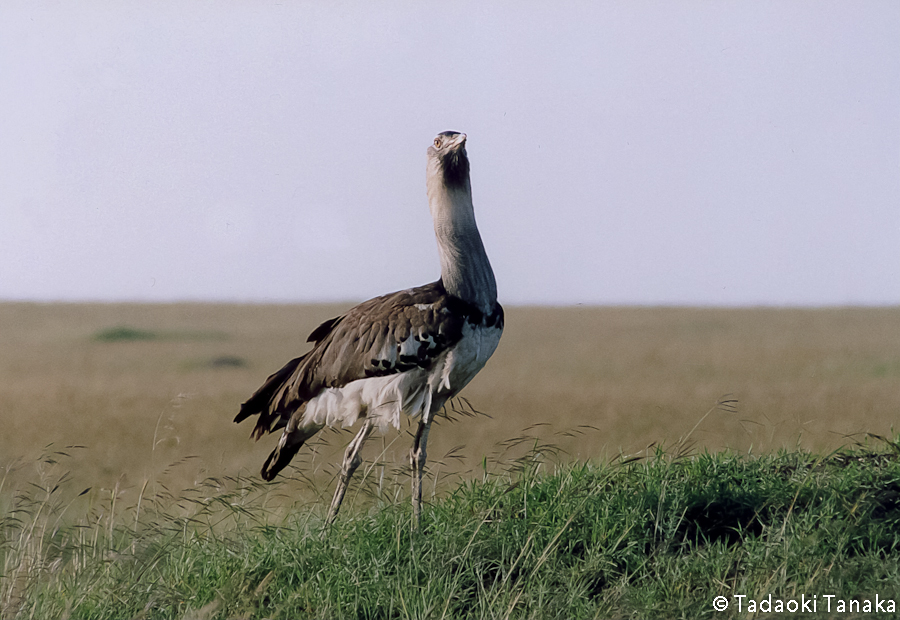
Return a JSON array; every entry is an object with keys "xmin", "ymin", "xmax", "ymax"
[{"xmin": 4, "ymin": 436, "xmax": 900, "ymax": 619}]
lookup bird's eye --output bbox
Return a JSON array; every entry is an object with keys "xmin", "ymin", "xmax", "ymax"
[{"xmin": 434, "ymin": 138, "xmax": 442, "ymax": 148}]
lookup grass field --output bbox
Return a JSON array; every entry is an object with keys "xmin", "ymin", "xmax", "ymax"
[
  {"xmin": 2, "ymin": 303, "xmax": 900, "ymax": 618},
  {"xmin": 4, "ymin": 440, "xmax": 900, "ymax": 618}
]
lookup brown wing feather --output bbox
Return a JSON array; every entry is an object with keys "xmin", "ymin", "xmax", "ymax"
[
  {"xmin": 235, "ymin": 280, "xmax": 472, "ymax": 439},
  {"xmin": 233, "ymin": 353, "xmax": 305, "ymax": 439}
]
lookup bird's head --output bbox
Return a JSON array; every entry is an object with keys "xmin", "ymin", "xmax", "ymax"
[{"xmin": 427, "ymin": 131, "xmax": 469, "ymax": 190}]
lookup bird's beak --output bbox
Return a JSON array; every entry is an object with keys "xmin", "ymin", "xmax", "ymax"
[{"xmin": 455, "ymin": 133, "xmax": 467, "ymax": 148}]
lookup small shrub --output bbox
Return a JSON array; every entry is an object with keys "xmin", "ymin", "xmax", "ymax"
[{"xmin": 92, "ymin": 326, "xmax": 159, "ymax": 342}]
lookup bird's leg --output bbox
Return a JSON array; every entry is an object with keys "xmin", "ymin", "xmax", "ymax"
[
  {"xmin": 327, "ymin": 419, "xmax": 374, "ymax": 525},
  {"xmin": 410, "ymin": 414, "xmax": 433, "ymax": 530}
]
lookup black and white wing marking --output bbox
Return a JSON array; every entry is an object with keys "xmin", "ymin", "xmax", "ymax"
[{"xmin": 235, "ymin": 280, "xmax": 503, "ymax": 439}]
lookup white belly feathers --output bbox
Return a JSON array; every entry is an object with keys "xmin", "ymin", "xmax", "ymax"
[{"xmin": 299, "ymin": 320, "xmax": 502, "ymax": 432}]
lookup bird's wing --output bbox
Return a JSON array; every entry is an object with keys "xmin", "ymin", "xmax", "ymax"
[{"xmin": 235, "ymin": 280, "xmax": 475, "ymax": 438}]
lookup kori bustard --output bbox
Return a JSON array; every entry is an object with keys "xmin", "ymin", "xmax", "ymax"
[{"xmin": 235, "ymin": 131, "xmax": 503, "ymax": 527}]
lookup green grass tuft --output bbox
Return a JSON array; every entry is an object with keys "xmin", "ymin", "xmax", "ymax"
[
  {"xmin": 4, "ymin": 441, "xmax": 900, "ymax": 618},
  {"xmin": 92, "ymin": 326, "xmax": 161, "ymax": 342},
  {"xmin": 92, "ymin": 326, "xmax": 229, "ymax": 342}
]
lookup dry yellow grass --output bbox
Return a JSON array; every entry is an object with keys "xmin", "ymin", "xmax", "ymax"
[{"xmin": 1, "ymin": 302, "xmax": 899, "ymax": 502}]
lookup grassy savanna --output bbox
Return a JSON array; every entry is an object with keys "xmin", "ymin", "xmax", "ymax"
[{"xmin": 2, "ymin": 303, "xmax": 900, "ymax": 617}]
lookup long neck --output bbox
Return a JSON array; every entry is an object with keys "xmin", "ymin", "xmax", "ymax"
[{"xmin": 427, "ymin": 172, "xmax": 498, "ymax": 312}]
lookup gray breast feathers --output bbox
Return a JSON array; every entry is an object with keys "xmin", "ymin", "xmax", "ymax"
[{"xmin": 235, "ymin": 280, "xmax": 503, "ymax": 440}]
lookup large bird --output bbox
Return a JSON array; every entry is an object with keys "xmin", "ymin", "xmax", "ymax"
[{"xmin": 235, "ymin": 131, "xmax": 503, "ymax": 526}]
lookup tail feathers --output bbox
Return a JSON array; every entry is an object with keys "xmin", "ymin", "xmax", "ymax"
[
  {"xmin": 261, "ymin": 443, "xmax": 301, "ymax": 481},
  {"xmin": 260, "ymin": 424, "xmax": 322, "ymax": 481},
  {"xmin": 235, "ymin": 354, "xmax": 307, "ymax": 439}
]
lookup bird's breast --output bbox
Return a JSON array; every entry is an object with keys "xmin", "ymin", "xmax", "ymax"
[{"xmin": 434, "ymin": 315, "xmax": 503, "ymax": 399}]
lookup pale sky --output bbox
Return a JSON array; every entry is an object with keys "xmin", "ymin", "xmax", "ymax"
[{"xmin": 2, "ymin": 2, "xmax": 898, "ymax": 306}]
